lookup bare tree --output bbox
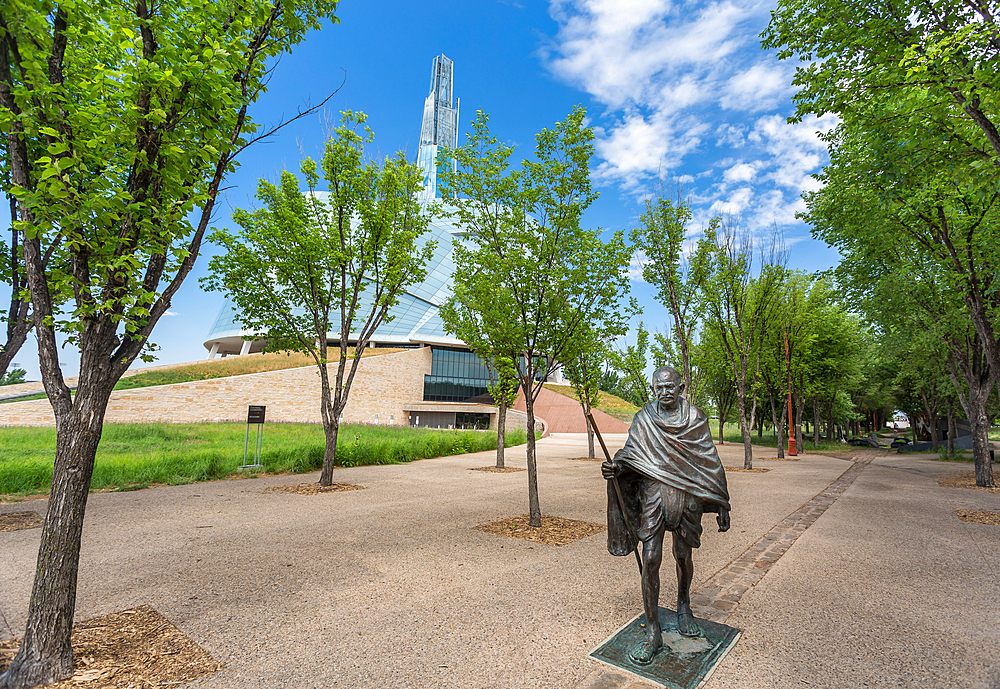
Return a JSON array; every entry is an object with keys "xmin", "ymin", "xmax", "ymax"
[{"xmin": 696, "ymin": 218, "xmax": 786, "ymax": 469}]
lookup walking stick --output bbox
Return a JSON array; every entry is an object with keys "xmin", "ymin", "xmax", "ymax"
[{"xmin": 587, "ymin": 412, "xmax": 642, "ymax": 574}]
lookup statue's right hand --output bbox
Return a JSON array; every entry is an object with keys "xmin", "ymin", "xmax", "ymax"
[{"xmin": 601, "ymin": 460, "xmax": 620, "ymax": 480}]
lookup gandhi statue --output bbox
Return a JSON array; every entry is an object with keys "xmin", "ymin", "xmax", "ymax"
[{"xmin": 602, "ymin": 366, "xmax": 731, "ymax": 664}]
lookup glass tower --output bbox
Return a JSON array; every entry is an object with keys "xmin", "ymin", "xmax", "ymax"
[{"xmin": 416, "ymin": 54, "xmax": 459, "ymax": 201}]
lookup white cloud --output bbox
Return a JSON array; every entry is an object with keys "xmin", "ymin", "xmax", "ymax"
[
  {"xmin": 722, "ymin": 161, "xmax": 760, "ymax": 184},
  {"xmin": 545, "ymin": 0, "xmax": 835, "ymax": 242},
  {"xmin": 720, "ymin": 63, "xmax": 796, "ymax": 112},
  {"xmin": 164, "ymin": 310, "xmax": 179, "ymax": 317}
]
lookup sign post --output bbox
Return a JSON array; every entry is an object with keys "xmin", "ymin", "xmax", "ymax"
[{"xmin": 241, "ymin": 405, "xmax": 266, "ymax": 470}]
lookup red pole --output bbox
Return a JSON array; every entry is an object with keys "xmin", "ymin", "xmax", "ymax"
[{"xmin": 785, "ymin": 332, "xmax": 797, "ymax": 456}]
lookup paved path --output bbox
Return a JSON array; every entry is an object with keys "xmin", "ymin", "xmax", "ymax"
[
  {"xmin": 2, "ymin": 440, "xmax": 998, "ymax": 688},
  {"xmin": 577, "ymin": 449, "xmax": 883, "ymax": 689}
]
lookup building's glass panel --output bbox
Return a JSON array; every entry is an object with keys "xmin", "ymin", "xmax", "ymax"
[
  {"xmin": 423, "ymin": 347, "xmax": 495, "ymax": 402},
  {"xmin": 456, "ymin": 412, "xmax": 490, "ymax": 430}
]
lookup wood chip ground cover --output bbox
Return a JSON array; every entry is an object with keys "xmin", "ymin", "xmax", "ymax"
[
  {"xmin": 264, "ymin": 482, "xmax": 363, "ymax": 495},
  {"xmin": 476, "ymin": 514, "xmax": 605, "ymax": 546},
  {"xmin": 0, "ymin": 605, "xmax": 218, "ymax": 688},
  {"xmin": 471, "ymin": 466, "xmax": 525, "ymax": 473},
  {"xmin": 724, "ymin": 467, "xmax": 771, "ymax": 473},
  {"xmin": 938, "ymin": 472, "xmax": 1000, "ymax": 494},
  {"xmin": 955, "ymin": 509, "xmax": 1000, "ymax": 525},
  {"xmin": 0, "ymin": 511, "xmax": 41, "ymax": 531}
]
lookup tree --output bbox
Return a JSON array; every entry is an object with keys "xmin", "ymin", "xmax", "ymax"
[
  {"xmin": 203, "ymin": 113, "xmax": 432, "ymax": 485},
  {"xmin": 804, "ymin": 108, "xmax": 998, "ymax": 484},
  {"xmin": 484, "ymin": 353, "xmax": 520, "ymax": 469},
  {"xmin": 762, "ymin": 0, "xmax": 1000, "ymax": 163},
  {"xmin": 0, "ymin": 0, "xmax": 338, "ymax": 685},
  {"xmin": 0, "ymin": 199, "xmax": 33, "ymax": 377},
  {"xmin": 439, "ymin": 108, "xmax": 633, "ymax": 527},
  {"xmin": 608, "ymin": 321, "xmax": 653, "ymax": 407},
  {"xmin": 631, "ymin": 183, "xmax": 705, "ymax": 400},
  {"xmin": 562, "ymin": 327, "xmax": 606, "ymax": 459},
  {"xmin": 697, "ymin": 322, "xmax": 737, "ymax": 444},
  {"xmin": 696, "ymin": 219, "xmax": 785, "ymax": 468},
  {"xmin": 766, "ymin": 0, "xmax": 1000, "ymax": 482},
  {"xmin": 0, "ymin": 366, "xmax": 25, "ymax": 385}
]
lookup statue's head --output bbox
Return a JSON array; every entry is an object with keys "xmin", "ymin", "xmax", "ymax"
[{"xmin": 651, "ymin": 366, "xmax": 684, "ymax": 409}]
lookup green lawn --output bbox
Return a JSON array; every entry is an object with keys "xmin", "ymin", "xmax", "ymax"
[
  {"xmin": 718, "ymin": 428, "xmax": 856, "ymax": 453},
  {"xmin": 0, "ymin": 422, "xmax": 529, "ymax": 496}
]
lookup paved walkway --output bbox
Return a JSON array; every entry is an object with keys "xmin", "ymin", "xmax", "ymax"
[{"xmin": 2, "ymin": 439, "xmax": 998, "ymax": 688}]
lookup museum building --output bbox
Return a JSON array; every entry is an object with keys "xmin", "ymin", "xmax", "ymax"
[{"xmin": 202, "ymin": 55, "xmax": 517, "ymax": 430}]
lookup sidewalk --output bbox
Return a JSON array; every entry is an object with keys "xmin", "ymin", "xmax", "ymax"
[{"xmin": 1, "ymin": 436, "xmax": 998, "ymax": 688}]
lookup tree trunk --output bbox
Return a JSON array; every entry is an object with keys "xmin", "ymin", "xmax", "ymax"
[
  {"xmin": 769, "ymin": 392, "xmax": 785, "ymax": 459},
  {"xmin": 947, "ymin": 399, "xmax": 956, "ymax": 460},
  {"xmin": 495, "ymin": 396, "xmax": 508, "ymax": 469},
  {"xmin": 0, "ymin": 387, "xmax": 112, "ymax": 688},
  {"xmin": 970, "ymin": 408, "xmax": 994, "ymax": 487},
  {"xmin": 825, "ymin": 400, "xmax": 834, "ymax": 443},
  {"xmin": 737, "ymin": 384, "xmax": 753, "ymax": 470},
  {"xmin": 584, "ymin": 403, "xmax": 595, "ymax": 460},
  {"xmin": 318, "ymin": 363, "xmax": 338, "ymax": 486},
  {"xmin": 523, "ymin": 378, "xmax": 542, "ymax": 527},
  {"xmin": 813, "ymin": 398, "xmax": 821, "ymax": 445},
  {"xmin": 795, "ymin": 389, "xmax": 805, "ymax": 453}
]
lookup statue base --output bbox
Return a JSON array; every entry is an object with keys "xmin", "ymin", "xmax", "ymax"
[{"xmin": 589, "ymin": 607, "xmax": 740, "ymax": 689}]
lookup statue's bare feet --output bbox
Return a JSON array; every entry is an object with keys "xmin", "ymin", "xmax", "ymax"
[
  {"xmin": 676, "ymin": 605, "xmax": 702, "ymax": 638},
  {"xmin": 628, "ymin": 636, "xmax": 662, "ymax": 665}
]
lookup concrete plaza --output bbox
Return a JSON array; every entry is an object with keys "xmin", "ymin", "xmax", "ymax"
[{"xmin": 1, "ymin": 435, "xmax": 998, "ymax": 688}]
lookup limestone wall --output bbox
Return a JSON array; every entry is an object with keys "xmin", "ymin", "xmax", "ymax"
[{"xmin": 0, "ymin": 347, "xmax": 433, "ymax": 427}]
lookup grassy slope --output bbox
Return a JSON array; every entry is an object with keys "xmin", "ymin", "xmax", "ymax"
[
  {"xmin": 113, "ymin": 348, "xmax": 403, "ymax": 390},
  {"xmin": 542, "ymin": 384, "xmax": 639, "ymax": 424},
  {"xmin": 0, "ymin": 349, "xmax": 404, "ymax": 404},
  {"xmin": 0, "ymin": 422, "xmax": 528, "ymax": 496}
]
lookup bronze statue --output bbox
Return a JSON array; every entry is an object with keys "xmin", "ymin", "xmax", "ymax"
[{"xmin": 601, "ymin": 366, "xmax": 730, "ymax": 664}]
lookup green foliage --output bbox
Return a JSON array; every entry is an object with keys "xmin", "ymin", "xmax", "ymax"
[
  {"xmin": 203, "ymin": 112, "xmax": 433, "ymax": 363},
  {"xmin": 0, "ymin": 368, "xmax": 26, "ymax": 386},
  {"xmin": 485, "ymin": 354, "xmax": 520, "ymax": 411},
  {"xmin": 439, "ymin": 107, "xmax": 633, "ymax": 393},
  {"xmin": 561, "ymin": 327, "xmax": 606, "ymax": 415},
  {"xmin": 608, "ymin": 322, "xmax": 653, "ymax": 407},
  {"xmin": 2, "ymin": 0, "xmax": 339, "ymax": 366},
  {"xmin": 0, "ymin": 423, "xmax": 529, "ymax": 495},
  {"xmin": 202, "ymin": 113, "xmax": 434, "ymax": 475},
  {"xmin": 438, "ymin": 106, "xmax": 634, "ymax": 523},
  {"xmin": 631, "ymin": 183, "xmax": 704, "ymax": 398}
]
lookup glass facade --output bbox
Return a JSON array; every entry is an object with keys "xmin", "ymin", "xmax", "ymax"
[{"xmin": 423, "ymin": 347, "xmax": 494, "ymax": 403}]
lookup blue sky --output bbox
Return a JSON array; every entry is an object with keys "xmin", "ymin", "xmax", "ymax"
[{"xmin": 8, "ymin": 0, "xmax": 844, "ymax": 379}]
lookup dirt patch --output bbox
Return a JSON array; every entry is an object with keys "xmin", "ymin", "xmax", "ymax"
[
  {"xmin": 938, "ymin": 472, "xmax": 1000, "ymax": 494},
  {"xmin": 264, "ymin": 482, "xmax": 363, "ymax": 495},
  {"xmin": 476, "ymin": 514, "xmax": 605, "ymax": 546},
  {"xmin": 724, "ymin": 467, "xmax": 771, "ymax": 473},
  {"xmin": 567, "ymin": 456, "xmax": 603, "ymax": 461},
  {"xmin": 471, "ymin": 466, "xmax": 526, "ymax": 473},
  {"xmin": 955, "ymin": 509, "xmax": 1000, "ymax": 525},
  {"xmin": 0, "ymin": 511, "xmax": 42, "ymax": 532},
  {"xmin": 0, "ymin": 605, "xmax": 219, "ymax": 687}
]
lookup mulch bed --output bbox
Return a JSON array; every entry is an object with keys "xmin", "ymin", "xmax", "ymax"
[
  {"xmin": 937, "ymin": 472, "xmax": 1000, "ymax": 494},
  {"xmin": 0, "ymin": 605, "xmax": 219, "ymax": 687},
  {"xmin": 724, "ymin": 466, "xmax": 771, "ymax": 473},
  {"xmin": 476, "ymin": 514, "xmax": 605, "ymax": 546},
  {"xmin": 264, "ymin": 482, "xmax": 363, "ymax": 495},
  {"xmin": 471, "ymin": 466, "xmax": 525, "ymax": 473},
  {"xmin": 955, "ymin": 509, "xmax": 1000, "ymax": 525},
  {"xmin": 0, "ymin": 511, "xmax": 42, "ymax": 532},
  {"xmin": 568, "ymin": 456, "xmax": 603, "ymax": 461}
]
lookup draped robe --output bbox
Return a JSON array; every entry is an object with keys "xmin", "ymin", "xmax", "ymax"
[{"xmin": 607, "ymin": 397, "xmax": 730, "ymax": 554}]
